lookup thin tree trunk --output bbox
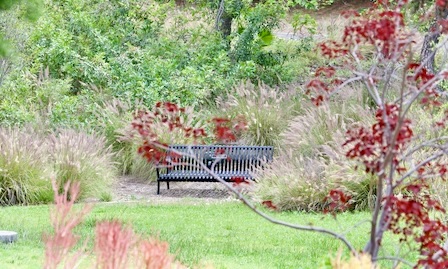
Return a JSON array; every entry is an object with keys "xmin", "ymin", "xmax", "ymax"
[
  {"xmin": 420, "ymin": 2, "xmax": 448, "ymax": 73},
  {"xmin": 420, "ymin": 23, "xmax": 440, "ymax": 73},
  {"xmin": 215, "ymin": 0, "xmax": 233, "ymax": 40},
  {"xmin": 0, "ymin": 59, "xmax": 10, "ymax": 87}
]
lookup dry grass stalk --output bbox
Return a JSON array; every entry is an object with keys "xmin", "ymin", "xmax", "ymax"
[
  {"xmin": 332, "ymin": 250, "xmax": 380, "ymax": 269},
  {"xmin": 95, "ymin": 220, "xmax": 137, "ymax": 269},
  {"xmin": 48, "ymin": 129, "xmax": 117, "ymax": 200},
  {"xmin": 136, "ymin": 238, "xmax": 185, "ymax": 269},
  {"xmin": 216, "ymin": 81, "xmax": 298, "ymax": 146},
  {"xmin": 44, "ymin": 179, "xmax": 186, "ymax": 269},
  {"xmin": 43, "ymin": 179, "xmax": 92, "ymax": 269},
  {"xmin": 256, "ymin": 100, "xmax": 375, "ymax": 211}
]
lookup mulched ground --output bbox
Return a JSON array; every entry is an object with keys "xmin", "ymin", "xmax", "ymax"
[{"xmin": 111, "ymin": 176, "xmax": 237, "ymax": 203}]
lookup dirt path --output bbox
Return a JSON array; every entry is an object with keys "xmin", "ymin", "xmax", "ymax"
[{"xmin": 111, "ymin": 176, "xmax": 237, "ymax": 203}]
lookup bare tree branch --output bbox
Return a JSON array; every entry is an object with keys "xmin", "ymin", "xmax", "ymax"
[
  {"xmin": 154, "ymin": 144, "xmax": 358, "ymax": 253},
  {"xmin": 373, "ymin": 256, "xmax": 414, "ymax": 267}
]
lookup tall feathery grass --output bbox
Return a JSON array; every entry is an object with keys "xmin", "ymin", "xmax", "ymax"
[
  {"xmin": 0, "ymin": 126, "xmax": 118, "ymax": 205},
  {"xmin": 405, "ymin": 104, "xmax": 448, "ymax": 212},
  {"xmin": 255, "ymin": 93, "xmax": 376, "ymax": 211},
  {"xmin": 49, "ymin": 129, "xmax": 117, "ymax": 201},
  {"xmin": 0, "ymin": 127, "xmax": 50, "ymax": 205},
  {"xmin": 216, "ymin": 81, "xmax": 301, "ymax": 147},
  {"xmin": 93, "ymin": 98, "xmax": 142, "ymax": 176}
]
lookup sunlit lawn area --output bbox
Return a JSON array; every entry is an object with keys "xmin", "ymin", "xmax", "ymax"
[{"xmin": 0, "ymin": 201, "xmax": 411, "ymax": 268}]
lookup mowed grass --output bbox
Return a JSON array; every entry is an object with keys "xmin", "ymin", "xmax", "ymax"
[{"xmin": 0, "ymin": 201, "xmax": 409, "ymax": 268}]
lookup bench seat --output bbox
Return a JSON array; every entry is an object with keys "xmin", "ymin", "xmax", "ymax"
[
  {"xmin": 158, "ymin": 171, "xmax": 253, "ymax": 181},
  {"xmin": 156, "ymin": 145, "xmax": 273, "ymax": 194}
]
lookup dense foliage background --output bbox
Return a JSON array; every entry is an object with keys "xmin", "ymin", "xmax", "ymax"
[
  {"xmin": 0, "ymin": 0, "xmax": 446, "ymax": 214},
  {"xmin": 0, "ymin": 0, "xmax": 323, "ymax": 203}
]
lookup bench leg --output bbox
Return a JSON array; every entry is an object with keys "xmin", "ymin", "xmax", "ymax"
[
  {"xmin": 157, "ymin": 181, "xmax": 160, "ymax": 195},
  {"xmin": 167, "ymin": 182, "xmax": 170, "ymax": 190}
]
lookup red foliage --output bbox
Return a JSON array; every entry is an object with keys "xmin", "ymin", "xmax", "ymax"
[
  {"xmin": 307, "ymin": 1, "xmax": 448, "ymax": 266},
  {"xmin": 132, "ymin": 102, "xmax": 247, "ymax": 165},
  {"xmin": 137, "ymin": 141, "xmax": 169, "ymax": 165},
  {"xmin": 262, "ymin": 200, "xmax": 278, "ymax": 211},
  {"xmin": 384, "ymin": 182, "xmax": 448, "ymax": 267},
  {"xmin": 314, "ymin": 66, "xmax": 336, "ymax": 78},
  {"xmin": 438, "ymin": 19, "xmax": 448, "ymax": 34},
  {"xmin": 319, "ymin": 41, "xmax": 348, "ymax": 59},
  {"xmin": 344, "ymin": 104, "xmax": 413, "ymax": 173},
  {"xmin": 437, "ymin": 0, "xmax": 447, "ymax": 7},
  {"xmin": 231, "ymin": 176, "xmax": 250, "ymax": 185},
  {"xmin": 212, "ymin": 116, "xmax": 247, "ymax": 143},
  {"xmin": 323, "ymin": 189, "xmax": 352, "ymax": 215},
  {"xmin": 212, "ymin": 118, "xmax": 236, "ymax": 143}
]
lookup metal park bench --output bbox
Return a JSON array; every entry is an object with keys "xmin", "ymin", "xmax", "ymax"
[{"xmin": 156, "ymin": 145, "xmax": 274, "ymax": 194}]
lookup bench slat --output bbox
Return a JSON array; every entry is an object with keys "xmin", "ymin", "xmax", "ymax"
[{"xmin": 156, "ymin": 145, "xmax": 273, "ymax": 194}]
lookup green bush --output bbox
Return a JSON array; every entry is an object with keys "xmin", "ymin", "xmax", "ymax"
[
  {"xmin": 24, "ymin": 0, "xmax": 237, "ymax": 106},
  {"xmin": 0, "ymin": 0, "xmax": 316, "ymax": 136}
]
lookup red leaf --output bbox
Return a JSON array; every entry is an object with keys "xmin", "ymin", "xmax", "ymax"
[
  {"xmin": 231, "ymin": 176, "xmax": 249, "ymax": 185},
  {"xmin": 262, "ymin": 200, "xmax": 278, "ymax": 210}
]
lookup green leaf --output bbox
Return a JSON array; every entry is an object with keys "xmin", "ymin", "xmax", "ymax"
[
  {"xmin": 237, "ymin": 26, "xmax": 245, "ymax": 34},
  {"xmin": 258, "ymin": 29, "xmax": 274, "ymax": 46}
]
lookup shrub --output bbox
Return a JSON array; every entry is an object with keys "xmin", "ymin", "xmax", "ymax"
[
  {"xmin": 0, "ymin": 0, "xmax": 316, "ymax": 135},
  {"xmin": 48, "ymin": 129, "xmax": 117, "ymax": 201},
  {"xmin": 216, "ymin": 81, "xmax": 300, "ymax": 147},
  {"xmin": 261, "ymin": 37, "xmax": 320, "ymax": 84},
  {"xmin": 0, "ymin": 126, "xmax": 51, "ymax": 205},
  {"xmin": 255, "ymin": 100, "xmax": 375, "ymax": 211},
  {"xmin": 24, "ymin": 0, "xmax": 236, "ymax": 106},
  {"xmin": 92, "ymin": 98, "xmax": 138, "ymax": 175},
  {"xmin": 255, "ymin": 154, "xmax": 333, "ymax": 211}
]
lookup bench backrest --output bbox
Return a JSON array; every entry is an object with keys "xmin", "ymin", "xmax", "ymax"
[{"xmin": 166, "ymin": 145, "xmax": 273, "ymax": 174}]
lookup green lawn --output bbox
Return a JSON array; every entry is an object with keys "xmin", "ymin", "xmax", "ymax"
[{"xmin": 0, "ymin": 200, "xmax": 411, "ymax": 268}]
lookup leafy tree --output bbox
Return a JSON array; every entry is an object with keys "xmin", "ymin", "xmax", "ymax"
[
  {"xmin": 213, "ymin": 0, "xmax": 329, "ymax": 53},
  {"xmin": 327, "ymin": 0, "xmax": 448, "ymax": 74}
]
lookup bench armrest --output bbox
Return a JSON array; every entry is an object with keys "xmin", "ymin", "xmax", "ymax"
[{"xmin": 155, "ymin": 165, "xmax": 168, "ymax": 179}]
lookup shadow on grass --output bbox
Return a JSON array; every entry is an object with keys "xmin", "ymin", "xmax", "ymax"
[{"xmin": 158, "ymin": 188, "xmax": 231, "ymax": 199}]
